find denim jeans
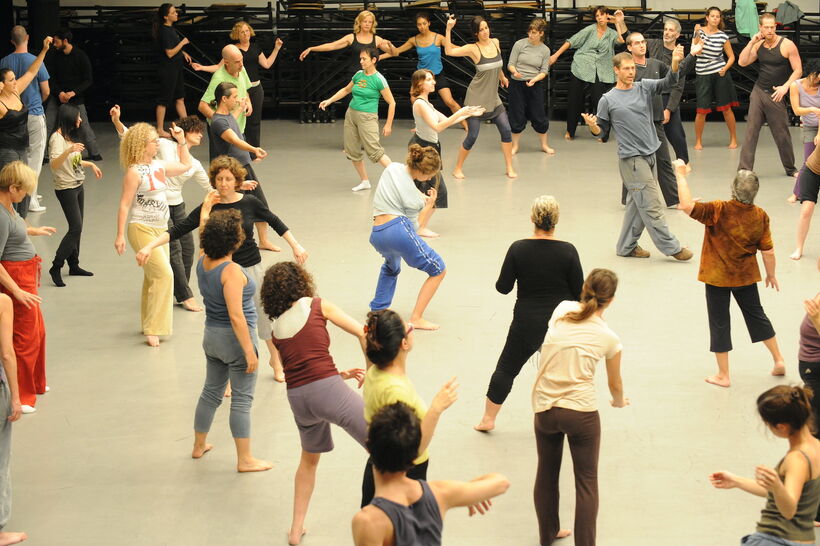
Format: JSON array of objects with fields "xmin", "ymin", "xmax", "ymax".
[
  {"xmin": 0, "ymin": 381, "xmax": 11, "ymax": 531},
  {"xmin": 194, "ymin": 326, "xmax": 259, "ymax": 438},
  {"xmin": 741, "ymin": 532, "xmax": 810, "ymax": 545},
  {"xmin": 0, "ymin": 148, "xmax": 30, "ymax": 218}
]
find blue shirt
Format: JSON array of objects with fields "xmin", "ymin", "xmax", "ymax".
[{"xmin": 0, "ymin": 52, "xmax": 49, "ymax": 116}]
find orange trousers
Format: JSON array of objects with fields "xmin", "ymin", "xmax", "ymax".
[{"xmin": 1, "ymin": 256, "xmax": 46, "ymax": 407}]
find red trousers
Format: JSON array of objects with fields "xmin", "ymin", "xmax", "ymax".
[{"xmin": 1, "ymin": 256, "xmax": 46, "ymax": 406}]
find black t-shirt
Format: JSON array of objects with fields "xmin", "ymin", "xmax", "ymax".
[
  {"xmin": 239, "ymin": 43, "xmax": 262, "ymax": 82},
  {"xmin": 495, "ymin": 239, "xmax": 584, "ymax": 308},
  {"xmin": 160, "ymin": 26, "xmax": 184, "ymax": 66},
  {"xmin": 168, "ymin": 194, "xmax": 288, "ymax": 267}
]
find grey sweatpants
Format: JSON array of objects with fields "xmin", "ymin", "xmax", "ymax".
[
  {"xmin": 738, "ymin": 85, "xmax": 796, "ymax": 175},
  {"xmin": 621, "ymin": 123, "xmax": 679, "ymax": 207},
  {"xmin": 0, "ymin": 381, "xmax": 11, "ymax": 531},
  {"xmin": 616, "ymin": 154, "xmax": 682, "ymax": 257}
]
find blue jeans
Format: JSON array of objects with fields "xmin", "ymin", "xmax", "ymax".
[
  {"xmin": 741, "ymin": 532, "xmax": 811, "ymax": 545},
  {"xmin": 369, "ymin": 216, "xmax": 445, "ymax": 311},
  {"xmin": 194, "ymin": 325, "xmax": 259, "ymax": 438}
]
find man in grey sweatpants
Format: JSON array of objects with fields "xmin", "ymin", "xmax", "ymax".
[{"xmin": 582, "ymin": 46, "xmax": 693, "ymax": 260}]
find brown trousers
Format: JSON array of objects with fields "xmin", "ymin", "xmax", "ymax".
[
  {"xmin": 534, "ymin": 407, "xmax": 601, "ymax": 546},
  {"xmin": 738, "ymin": 85, "xmax": 796, "ymax": 175}
]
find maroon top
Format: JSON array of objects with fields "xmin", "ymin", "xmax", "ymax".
[
  {"xmin": 799, "ymin": 314, "xmax": 820, "ymax": 363},
  {"xmin": 272, "ymin": 297, "xmax": 340, "ymax": 389}
]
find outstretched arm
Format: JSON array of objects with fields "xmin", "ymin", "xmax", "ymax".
[
  {"xmin": 300, "ymin": 34, "xmax": 353, "ymax": 60},
  {"xmin": 431, "ymin": 473, "xmax": 510, "ymax": 516}
]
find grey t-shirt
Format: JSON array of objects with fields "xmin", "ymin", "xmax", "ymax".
[
  {"xmin": 372, "ymin": 163, "xmax": 425, "ymax": 226},
  {"xmin": 0, "ymin": 205, "xmax": 35, "ymax": 262},
  {"xmin": 211, "ymin": 113, "xmax": 252, "ymax": 166},
  {"xmin": 595, "ymin": 69, "xmax": 678, "ymax": 158},
  {"xmin": 508, "ymin": 39, "xmax": 550, "ymax": 81}
]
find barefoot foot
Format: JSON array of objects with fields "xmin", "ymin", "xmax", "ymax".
[
  {"xmin": 506, "ymin": 169, "xmax": 518, "ymax": 179},
  {"xmin": 409, "ymin": 318, "xmax": 439, "ymax": 331},
  {"xmin": 685, "ymin": 163, "xmax": 692, "ymax": 174},
  {"xmin": 728, "ymin": 140, "xmax": 738, "ymax": 149},
  {"xmin": 224, "ymin": 384, "xmax": 232, "ymax": 397},
  {"xmin": 705, "ymin": 375, "xmax": 731, "ymax": 388},
  {"xmin": 542, "ymin": 146, "xmax": 555, "ymax": 154},
  {"xmin": 452, "ymin": 169, "xmax": 465, "ymax": 179},
  {"xmin": 511, "ymin": 145, "xmax": 519, "ymax": 156},
  {"xmin": 772, "ymin": 362, "xmax": 786, "ymax": 376},
  {"xmin": 417, "ymin": 227, "xmax": 440, "ymax": 238},
  {"xmin": 288, "ymin": 528, "xmax": 307, "ymax": 546},
  {"xmin": 258, "ymin": 241, "xmax": 282, "ymax": 252},
  {"xmin": 181, "ymin": 298, "xmax": 203, "ymax": 312},
  {"xmin": 564, "ymin": 132, "xmax": 573, "ymax": 141},
  {"xmin": 192, "ymin": 443, "xmax": 213, "ymax": 459},
  {"xmin": 237, "ymin": 457, "xmax": 273, "ymax": 472},
  {"xmin": 146, "ymin": 335, "xmax": 160, "ymax": 347},
  {"xmin": 787, "ymin": 194, "xmax": 798, "ymax": 204},
  {"xmin": 0, "ymin": 532, "xmax": 28, "ymax": 546},
  {"xmin": 556, "ymin": 529, "xmax": 572, "ymax": 539},
  {"xmin": 694, "ymin": 142, "xmax": 703, "ymax": 150},
  {"xmin": 474, "ymin": 417, "xmax": 495, "ymax": 432},
  {"xmin": 790, "ymin": 249, "xmax": 803, "ymax": 260}
]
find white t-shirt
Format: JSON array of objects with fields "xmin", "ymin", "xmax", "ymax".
[
  {"xmin": 372, "ymin": 163, "xmax": 426, "ymax": 227},
  {"xmin": 532, "ymin": 300, "xmax": 622, "ymax": 413},
  {"xmin": 156, "ymin": 138, "xmax": 210, "ymax": 206},
  {"xmin": 128, "ymin": 160, "xmax": 170, "ymax": 229},
  {"xmin": 48, "ymin": 131, "xmax": 85, "ymax": 190}
]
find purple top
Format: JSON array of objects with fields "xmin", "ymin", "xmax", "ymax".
[{"xmin": 799, "ymin": 314, "xmax": 820, "ymax": 362}]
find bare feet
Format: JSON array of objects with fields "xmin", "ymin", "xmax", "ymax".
[
  {"xmin": 556, "ymin": 529, "xmax": 572, "ymax": 539},
  {"xmin": 771, "ymin": 362, "xmax": 786, "ymax": 376},
  {"xmin": 192, "ymin": 443, "xmax": 213, "ymax": 459},
  {"xmin": 237, "ymin": 457, "xmax": 273, "ymax": 472},
  {"xmin": 0, "ymin": 532, "xmax": 27, "ymax": 546},
  {"xmin": 787, "ymin": 194, "xmax": 798, "ymax": 204},
  {"xmin": 409, "ymin": 318, "xmax": 439, "ymax": 331},
  {"xmin": 474, "ymin": 416, "xmax": 495, "ymax": 432},
  {"xmin": 157, "ymin": 130, "xmax": 171, "ymax": 139},
  {"xmin": 705, "ymin": 375, "xmax": 731, "ymax": 388},
  {"xmin": 793, "ymin": 171, "xmax": 800, "ymax": 178},
  {"xmin": 511, "ymin": 145, "xmax": 519, "ymax": 155},
  {"xmin": 452, "ymin": 169, "xmax": 465, "ymax": 179},
  {"xmin": 506, "ymin": 169, "xmax": 518, "ymax": 179},
  {"xmin": 564, "ymin": 132, "xmax": 573, "ymax": 141},
  {"xmin": 146, "ymin": 335, "xmax": 160, "ymax": 347},
  {"xmin": 790, "ymin": 249, "xmax": 803, "ymax": 260},
  {"xmin": 694, "ymin": 141, "xmax": 703, "ymax": 150},
  {"xmin": 542, "ymin": 145, "xmax": 556, "ymax": 155},
  {"xmin": 288, "ymin": 528, "xmax": 307, "ymax": 546},
  {"xmin": 224, "ymin": 384, "xmax": 232, "ymax": 397},
  {"xmin": 728, "ymin": 140, "xmax": 738, "ymax": 149},
  {"xmin": 417, "ymin": 228, "xmax": 440, "ymax": 238},
  {"xmin": 258, "ymin": 241, "xmax": 282, "ymax": 252},
  {"xmin": 181, "ymin": 298, "xmax": 203, "ymax": 312}
]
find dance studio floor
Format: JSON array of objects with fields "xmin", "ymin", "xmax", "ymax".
[{"xmin": 9, "ymin": 119, "xmax": 818, "ymax": 545}]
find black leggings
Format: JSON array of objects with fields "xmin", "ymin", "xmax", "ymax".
[
  {"xmin": 242, "ymin": 163, "xmax": 268, "ymax": 208},
  {"xmin": 486, "ymin": 305, "xmax": 551, "ymax": 405},
  {"xmin": 53, "ymin": 185, "xmax": 84, "ymax": 269},
  {"xmin": 246, "ymin": 84, "xmax": 264, "ymax": 150},
  {"xmin": 361, "ymin": 458, "xmax": 429, "ymax": 507},
  {"xmin": 462, "ymin": 106, "xmax": 512, "ymax": 150},
  {"xmin": 565, "ymin": 74, "xmax": 611, "ymax": 138},
  {"xmin": 662, "ymin": 94, "xmax": 689, "ymax": 164}
]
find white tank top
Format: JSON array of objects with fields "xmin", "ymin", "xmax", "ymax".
[
  {"xmin": 128, "ymin": 160, "xmax": 170, "ymax": 229},
  {"xmin": 412, "ymin": 97, "xmax": 445, "ymax": 144}
]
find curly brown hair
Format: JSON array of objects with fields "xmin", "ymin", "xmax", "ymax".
[
  {"xmin": 200, "ymin": 209, "xmax": 245, "ymax": 259},
  {"xmin": 260, "ymin": 262, "xmax": 316, "ymax": 319},
  {"xmin": 175, "ymin": 115, "xmax": 205, "ymax": 135},
  {"xmin": 208, "ymin": 156, "xmax": 246, "ymax": 189}
]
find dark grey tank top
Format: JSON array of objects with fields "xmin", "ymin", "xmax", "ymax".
[
  {"xmin": 371, "ymin": 480, "xmax": 443, "ymax": 546},
  {"xmin": 755, "ymin": 37, "xmax": 792, "ymax": 91}
]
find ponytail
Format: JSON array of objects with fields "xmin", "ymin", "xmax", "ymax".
[
  {"xmin": 405, "ymin": 144, "xmax": 440, "ymax": 176},
  {"xmin": 365, "ymin": 309, "xmax": 407, "ymax": 368},
  {"xmin": 153, "ymin": 3, "xmax": 174, "ymax": 39},
  {"xmin": 212, "ymin": 82, "xmax": 237, "ymax": 110},
  {"xmin": 757, "ymin": 385, "xmax": 815, "ymax": 434},
  {"xmin": 561, "ymin": 268, "xmax": 618, "ymax": 323}
]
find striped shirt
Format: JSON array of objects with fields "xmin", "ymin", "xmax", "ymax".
[{"xmin": 695, "ymin": 30, "xmax": 729, "ymax": 75}]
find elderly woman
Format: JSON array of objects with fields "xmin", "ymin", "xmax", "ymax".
[
  {"xmin": 549, "ymin": 7, "xmax": 626, "ymax": 140},
  {"xmin": 114, "ymin": 122, "xmax": 192, "ymax": 347},
  {"xmin": 261, "ymin": 261, "xmax": 368, "ymax": 545},
  {"xmin": 0, "ymin": 162, "xmax": 56, "ymax": 414},
  {"xmin": 508, "ymin": 18, "xmax": 553, "ymax": 155},
  {"xmin": 532, "ymin": 268, "xmax": 626, "ymax": 546},
  {"xmin": 192, "ymin": 209, "xmax": 271, "ymax": 473},
  {"xmin": 475, "ymin": 196, "xmax": 583, "ymax": 432},
  {"xmin": 674, "ymin": 160, "xmax": 785, "ymax": 387}
]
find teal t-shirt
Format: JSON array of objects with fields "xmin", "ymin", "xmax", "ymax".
[{"xmin": 349, "ymin": 70, "xmax": 388, "ymax": 113}]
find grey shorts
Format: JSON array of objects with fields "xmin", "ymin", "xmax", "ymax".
[
  {"xmin": 286, "ymin": 374, "xmax": 367, "ymax": 453},
  {"xmin": 803, "ymin": 125, "xmax": 819, "ymax": 143}
]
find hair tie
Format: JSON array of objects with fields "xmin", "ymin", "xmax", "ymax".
[
  {"xmin": 363, "ymin": 325, "xmax": 369, "ymax": 333},
  {"xmin": 792, "ymin": 389, "xmax": 801, "ymax": 400}
]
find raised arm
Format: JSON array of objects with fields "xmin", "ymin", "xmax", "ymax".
[
  {"xmin": 444, "ymin": 17, "xmax": 480, "ymax": 62},
  {"xmin": 738, "ymin": 32, "xmax": 763, "ymax": 67},
  {"xmin": 300, "ymin": 34, "xmax": 354, "ymax": 61},
  {"xmin": 258, "ymin": 38, "xmax": 283, "ymax": 69},
  {"xmin": 612, "ymin": 10, "xmax": 627, "ymax": 44},
  {"xmin": 16, "ymin": 36, "xmax": 52, "ymax": 93},
  {"xmin": 673, "ymin": 159, "xmax": 695, "ymax": 215},
  {"xmin": 162, "ymin": 124, "xmax": 193, "ymax": 177},
  {"xmin": 419, "ymin": 376, "xmax": 459, "ymax": 455},
  {"xmin": 109, "ymin": 105, "xmax": 127, "ymax": 137}
]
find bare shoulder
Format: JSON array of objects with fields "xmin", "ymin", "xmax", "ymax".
[{"xmin": 352, "ymin": 506, "xmax": 392, "ymax": 545}]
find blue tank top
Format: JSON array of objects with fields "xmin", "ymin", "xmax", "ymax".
[
  {"xmin": 415, "ymin": 35, "xmax": 443, "ymax": 75},
  {"xmin": 196, "ymin": 258, "xmax": 257, "ymax": 329},
  {"xmin": 370, "ymin": 480, "xmax": 443, "ymax": 546}
]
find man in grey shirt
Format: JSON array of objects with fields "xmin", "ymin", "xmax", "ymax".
[{"xmin": 582, "ymin": 45, "xmax": 694, "ymax": 261}]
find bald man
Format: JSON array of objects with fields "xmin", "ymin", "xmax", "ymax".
[{"xmin": 198, "ymin": 44, "xmax": 252, "ymax": 133}]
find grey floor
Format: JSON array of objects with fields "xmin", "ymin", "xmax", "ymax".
[{"xmin": 7, "ymin": 118, "xmax": 818, "ymax": 545}]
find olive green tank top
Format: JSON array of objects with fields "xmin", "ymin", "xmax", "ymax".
[{"xmin": 756, "ymin": 449, "xmax": 820, "ymax": 541}]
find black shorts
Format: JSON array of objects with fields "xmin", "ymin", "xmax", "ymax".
[
  {"xmin": 157, "ymin": 62, "xmax": 185, "ymax": 106},
  {"xmin": 695, "ymin": 71, "xmax": 739, "ymax": 114},
  {"xmin": 798, "ymin": 166, "xmax": 820, "ymax": 204},
  {"xmin": 433, "ymin": 70, "xmax": 451, "ymax": 91}
]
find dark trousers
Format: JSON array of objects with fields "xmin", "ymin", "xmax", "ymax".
[
  {"xmin": 246, "ymin": 84, "xmax": 264, "ymax": 150},
  {"xmin": 534, "ymin": 407, "xmax": 600, "ymax": 546},
  {"xmin": 662, "ymin": 94, "xmax": 689, "ymax": 164},
  {"xmin": 0, "ymin": 148, "xmax": 29, "ymax": 219},
  {"xmin": 738, "ymin": 85, "xmax": 796, "ymax": 175},
  {"xmin": 566, "ymin": 74, "xmax": 610, "ymax": 138},
  {"xmin": 242, "ymin": 163, "xmax": 268, "ymax": 208},
  {"xmin": 361, "ymin": 458, "xmax": 429, "ymax": 507},
  {"xmin": 508, "ymin": 79, "xmax": 548, "ymax": 134},
  {"xmin": 486, "ymin": 304, "xmax": 550, "ymax": 404},
  {"xmin": 705, "ymin": 283, "xmax": 776, "ymax": 353},
  {"xmin": 53, "ymin": 185, "xmax": 84, "ymax": 268},
  {"xmin": 620, "ymin": 122, "xmax": 679, "ymax": 207},
  {"xmin": 168, "ymin": 203, "xmax": 194, "ymax": 302},
  {"xmin": 798, "ymin": 359, "xmax": 820, "ymax": 522}
]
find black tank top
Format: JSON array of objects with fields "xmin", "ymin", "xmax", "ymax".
[
  {"xmin": 0, "ymin": 97, "xmax": 29, "ymax": 150},
  {"xmin": 756, "ymin": 37, "xmax": 792, "ymax": 91},
  {"xmin": 350, "ymin": 34, "xmax": 376, "ymax": 68}
]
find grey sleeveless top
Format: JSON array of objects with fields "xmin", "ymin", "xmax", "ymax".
[
  {"xmin": 371, "ymin": 480, "xmax": 443, "ymax": 546},
  {"xmin": 465, "ymin": 42, "xmax": 503, "ymax": 114},
  {"xmin": 756, "ymin": 449, "xmax": 820, "ymax": 541}
]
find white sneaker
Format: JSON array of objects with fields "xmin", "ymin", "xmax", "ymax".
[
  {"xmin": 352, "ymin": 180, "xmax": 372, "ymax": 192},
  {"xmin": 28, "ymin": 195, "xmax": 45, "ymax": 213},
  {"xmin": 21, "ymin": 404, "xmax": 36, "ymax": 414}
]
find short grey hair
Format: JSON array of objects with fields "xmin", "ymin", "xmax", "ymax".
[
  {"xmin": 663, "ymin": 17, "xmax": 681, "ymax": 34},
  {"xmin": 731, "ymin": 170, "xmax": 759, "ymax": 204}
]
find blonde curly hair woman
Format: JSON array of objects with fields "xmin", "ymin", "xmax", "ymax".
[{"xmin": 114, "ymin": 122, "xmax": 192, "ymax": 347}]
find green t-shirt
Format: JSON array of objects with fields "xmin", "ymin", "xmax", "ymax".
[
  {"xmin": 200, "ymin": 66, "xmax": 252, "ymax": 131},
  {"xmin": 348, "ymin": 70, "xmax": 389, "ymax": 114}
]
